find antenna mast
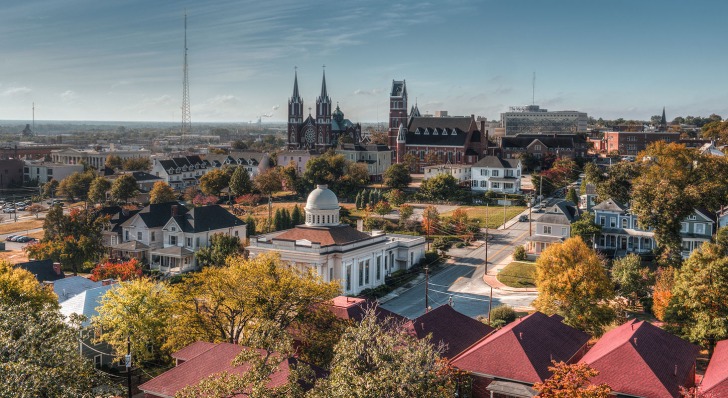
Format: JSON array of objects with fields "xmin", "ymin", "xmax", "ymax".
[
  {"xmin": 532, "ymin": 72, "xmax": 535, "ymax": 105},
  {"xmin": 32, "ymin": 102, "xmax": 35, "ymax": 129},
  {"xmin": 181, "ymin": 11, "xmax": 191, "ymax": 139}
]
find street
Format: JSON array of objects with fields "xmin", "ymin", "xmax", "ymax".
[{"xmin": 382, "ymin": 207, "xmax": 544, "ymax": 319}]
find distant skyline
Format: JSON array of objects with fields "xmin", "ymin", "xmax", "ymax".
[{"xmin": 2, "ymin": 0, "xmax": 727, "ymax": 123}]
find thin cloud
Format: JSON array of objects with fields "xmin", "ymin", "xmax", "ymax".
[
  {"xmin": 2, "ymin": 86, "xmax": 32, "ymax": 97},
  {"xmin": 354, "ymin": 88, "xmax": 383, "ymax": 96},
  {"xmin": 60, "ymin": 90, "xmax": 78, "ymax": 103}
]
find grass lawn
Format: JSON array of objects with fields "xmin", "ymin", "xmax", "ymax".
[
  {"xmin": 442, "ymin": 206, "xmax": 526, "ymax": 229},
  {"xmin": 0, "ymin": 219, "xmax": 45, "ymax": 235},
  {"xmin": 497, "ymin": 260, "xmax": 536, "ymax": 288}
]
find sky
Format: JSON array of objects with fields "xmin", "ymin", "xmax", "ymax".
[{"xmin": 1, "ymin": 0, "xmax": 727, "ymax": 123}]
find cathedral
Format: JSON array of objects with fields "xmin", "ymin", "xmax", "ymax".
[{"xmin": 287, "ymin": 70, "xmax": 362, "ymax": 150}]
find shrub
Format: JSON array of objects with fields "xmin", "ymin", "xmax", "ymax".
[
  {"xmin": 513, "ymin": 246, "xmax": 527, "ymax": 261},
  {"xmin": 489, "ymin": 305, "xmax": 517, "ymax": 326}
]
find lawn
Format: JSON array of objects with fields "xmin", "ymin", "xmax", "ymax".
[
  {"xmin": 442, "ymin": 205, "xmax": 526, "ymax": 229},
  {"xmin": 497, "ymin": 261, "xmax": 537, "ymax": 288},
  {"xmin": 0, "ymin": 219, "xmax": 45, "ymax": 235}
]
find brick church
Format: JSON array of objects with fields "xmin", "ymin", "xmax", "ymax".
[
  {"xmin": 287, "ymin": 70, "xmax": 361, "ymax": 150},
  {"xmin": 388, "ymin": 80, "xmax": 486, "ymax": 172}
]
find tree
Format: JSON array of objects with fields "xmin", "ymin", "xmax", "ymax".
[
  {"xmin": 489, "ymin": 304, "xmax": 517, "ymax": 327},
  {"xmin": 533, "ymin": 237, "xmax": 615, "ymax": 336},
  {"xmin": 374, "ymin": 201, "xmax": 392, "ymax": 216},
  {"xmin": 245, "ymin": 215, "xmax": 256, "ymax": 237},
  {"xmin": 164, "ymin": 252, "xmax": 339, "ymax": 352},
  {"xmin": 398, "ymin": 204, "xmax": 414, "ymax": 226},
  {"xmin": 666, "ymin": 243, "xmax": 728, "ymax": 351},
  {"xmin": 274, "ymin": 208, "xmax": 283, "ymax": 231},
  {"xmin": 570, "ymin": 212, "xmax": 602, "ymax": 247},
  {"xmin": 183, "ymin": 186, "xmax": 198, "ymax": 203},
  {"xmin": 0, "ymin": 302, "xmax": 120, "ymax": 397},
  {"xmin": 122, "ymin": 157, "xmax": 151, "ymax": 171},
  {"xmin": 105, "ymin": 154, "xmax": 123, "ymax": 169},
  {"xmin": 229, "ymin": 166, "xmax": 253, "ymax": 197},
  {"xmin": 384, "ymin": 163, "xmax": 412, "ymax": 189},
  {"xmin": 231, "ymin": 139, "xmax": 248, "ymax": 150},
  {"xmin": 595, "ymin": 161, "xmax": 641, "ymax": 204},
  {"xmin": 369, "ymin": 130, "xmax": 389, "ymax": 145},
  {"xmin": 312, "ymin": 307, "xmax": 455, "ymax": 398},
  {"xmin": 57, "ymin": 170, "xmax": 95, "ymax": 201},
  {"xmin": 90, "ymin": 259, "xmax": 143, "ymax": 282},
  {"xmin": 611, "ymin": 254, "xmax": 653, "ymax": 307},
  {"xmin": 422, "ymin": 205, "xmax": 440, "ymax": 237},
  {"xmin": 432, "ymin": 237, "xmax": 452, "ymax": 255},
  {"xmin": 291, "ymin": 204, "xmax": 303, "ymax": 226},
  {"xmin": 110, "ymin": 174, "xmax": 138, "ymax": 203},
  {"xmin": 566, "ymin": 187, "xmax": 579, "ymax": 205},
  {"xmin": 0, "ymin": 260, "xmax": 58, "ymax": 310},
  {"xmin": 385, "ymin": 188, "xmax": 406, "ymax": 207},
  {"xmin": 583, "ymin": 163, "xmax": 604, "ymax": 186},
  {"xmin": 42, "ymin": 178, "xmax": 59, "ymax": 198},
  {"xmin": 652, "ymin": 266, "xmax": 675, "ymax": 321},
  {"xmin": 196, "ymin": 233, "xmax": 245, "ymax": 268},
  {"xmin": 513, "ymin": 245, "xmax": 527, "ymax": 261},
  {"xmin": 192, "ymin": 193, "xmax": 219, "ymax": 206},
  {"xmin": 94, "ymin": 278, "xmax": 174, "ymax": 364},
  {"xmin": 200, "ymin": 168, "xmax": 231, "ymax": 196},
  {"xmin": 533, "ymin": 361, "xmax": 612, "ymax": 398},
  {"xmin": 418, "ymin": 174, "xmax": 461, "ymax": 202},
  {"xmin": 27, "ymin": 203, "xmax": 45, "ymax": 219},
  {"xmin": 87, "ymin": 176, "xmax": 111, "ymax": 204},
  {"xmin": 254, "ymin": 168, "xmax": 283, "ymax": 199},
  {"xmin": 716, "ymin": 226, "xmax": 728, "ymax": 254},
  {"xmin": 702, "ymin": 120, "xmax": 728, "ymax": 143},
  {"xmin": 149, "ymin": 181, "xmax": 177, "ymax": 204}
]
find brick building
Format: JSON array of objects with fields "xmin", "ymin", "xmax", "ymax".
[
  {"xmin": 601, "ymin": 131, "xmax": 680, "ymax": 155},
  {"xmin": 499, "ymin": 134, "xmax": 589, "ymax": 160}
]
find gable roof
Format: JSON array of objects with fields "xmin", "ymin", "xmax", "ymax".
[
  {"xmin": 16, "ymin": 259, "xmax": 64, "ymax": 282},
  {"xmin": 272, "ymin": 225, "xmax": 373, "ymax": 247},
  {"xmin": 170, "ymin": 205, "xmax": 244, "ymax": 233},
  {"xmin": 404, "ymin": 127, "xmax": 471, "ymax": 147},
  {"xmin": 472, "ymin": 156, "xmax": 520, "ymax": 169},
  {"xmin": 139, "ymin": 342, "xmax": 324, "ymax": 397},
  {"xmin": 405, "ymin": 304, "xmax": 494, "ymax": 358},
  {"xmin": 702, "ymin": 340, "xmax": 728, "ymax": 396},
  {"xmin": 408, "ymin": 116, "xmax": 475, "ymax": 133},
  {"xmin": 451, "ymin": 312, "xmax": 590, "ymax": 384},
  {"xmin": 579, "ymin": 319, "xmax": 699, "ymax": 398},
  {"xmin": 171, "ymin": 341, "xmax": 217, "ymax": 362},
  {"xmin": 592, "ymin": 198, "xmax": 627, "ymax": 213},
  {"xmin": 50, "ymin": 276, "xmax": 102, "ymax": 303},
  {"xmin": 59, "ymin": 284, "xmax": 115, "ymax": 327},
  {"xmin": 326, "ymin": 296, "xmax": 407, "ymax": 324},
  {"xmin": 121, "ymin": 201, "xmax": 186, "ymax": 229}
]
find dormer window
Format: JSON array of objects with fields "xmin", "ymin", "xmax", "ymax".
[{"xmin": 168, "ymin": 168, "xmax": 174, "ymax": 174}]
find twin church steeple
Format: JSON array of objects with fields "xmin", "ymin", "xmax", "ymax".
[{"xmin": 287, "ymin": 68, "xmax": 334, "ymax": 150}]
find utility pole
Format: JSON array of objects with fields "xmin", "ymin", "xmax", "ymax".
[
  {"xmin": 529, "ymin": 194, "xmax": 533, "ymax": 236},
  {"xmin": 485, "ymin": 202, "xmax": 489, "ymax": 273},
  {"xmin": 539, "ymin": 174, "xmax": 543, "ymax": 208},
  {"xmin": 487, "ymin": 285, "xmax": 493, "ymax": 324},
  {"xmin": 126, "ymin": 335, "xmax": 132, "ymax": 398},
  {"xmin": 503, "ymin": 193, "xmax": 507, "ymax": 227},
  {"xmin": 424, "ymin": 265, "xmax": 429, "ymax": 312}
]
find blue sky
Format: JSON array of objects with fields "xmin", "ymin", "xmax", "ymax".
[{"xmin": 1, "ymin": 0, "xmax": 727, "ymax": 123}]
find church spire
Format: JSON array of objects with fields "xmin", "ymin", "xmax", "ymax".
[
  {"xmin": 660, "ymin": 106, "xmax": 667, "ymax": 130},
  {"xmin": 292, "ymin": 69, "xmax": 300, "ymax": 100},
  {"xmin": 320, "ymin": 68, "xmax": 328, "ymax": 99}
]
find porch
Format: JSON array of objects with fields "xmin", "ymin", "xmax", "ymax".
[
  {"xmin": 525, "ymin": 235, "xmax": 565, "ymax": 254},
  {"xmin": 150, "ymin": 246, "xmax": 195, "ymax": 275},
  {"xmin": 110, "ymin": 240, "xmax": 149, "ymax": 262}
]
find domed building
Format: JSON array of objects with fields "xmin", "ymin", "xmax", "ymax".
[{"xmin": 248, "ymin": 185, "xmax": 425, "ymax": 295}]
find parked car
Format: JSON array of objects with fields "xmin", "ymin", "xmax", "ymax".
[
  {"xmin": 16, "ymin": 206, "xmax": 26, "ymax": 211},
  {"xmin": 10, "ymin": 236, "xmax": 21, "ymax": 242},
  {"xmin": 15, "ymin": 236, "xmax": 28, "ymax": 243},
  {"xmin": 518, "ymin": 215, "xmax": 529, "ymax": 222},
  {"xmin": 5, "ymin": 235, "xmax": 16, "ymax": 241},
  {"xmin": 3, "ymin": 207, "xmax": 15, "ymax": 213}
]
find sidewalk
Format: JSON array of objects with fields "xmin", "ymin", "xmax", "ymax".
[{"xmin": 483, "ymin": 253, "xmax": 538, "ymax": 293}]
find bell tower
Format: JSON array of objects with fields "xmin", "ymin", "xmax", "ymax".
[
  {"xmin": 389, "ymin": 80, "xmax": 408, "ymax": 149},
  {"xmin": 288, "ymin": 69, "xmax": 304, "ymax": 148},
  {"xmin": 316, "ymin": 67, "xmax": 332, "ymax": 147}
]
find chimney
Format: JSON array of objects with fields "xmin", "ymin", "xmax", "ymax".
[
  {"xmin": 356, "ymin": 219, "xmax": 363, "ymax": 232},
  {"xmin": 480, "ymin": 120, "xmax": 485, "ymax": 133},
  {"xmin": 122, "ymin": 207, "xmax": 129, "ymax": 216},
  {"xmin": 674, "ymin": 364, "xmax": 678, "ymax": 376},
  {"xmin": 171, "ymin": 204, "xmax": 178, "ymax": 217},
  {"xmin": 52, "ymin": 262, "xmax": 62, "ymax": 275},
  {"xmin": 633, "ymin": 337, "xmax": 638, "ymax": 345},
  {"xmin": 101, "ymin": 278, "xmax": 117, "ymax": 286}
]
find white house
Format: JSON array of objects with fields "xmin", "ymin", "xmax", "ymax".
[
  {"xmin": 248, "ymin": 185, "xmax": 425, "ymax": 295},
  {"xmin": 471, "ymin": 156, "xmax": 522, "ymax": 193},
  {"xmin": 423, "ymin": 163, "xmax": 471, "ymax": 184},
  {"xmin": 151, "ymin": 155, "xmax": 209, "ymax": 191},
  {"xmin": 525, "ymin": 201, "xmax": 580, "ymax": 255}
]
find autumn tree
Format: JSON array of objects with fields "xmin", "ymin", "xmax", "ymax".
[
  {"xmin": 149, "ymin": 180, "xmax": 177, "ymax": 204},
  {"xmin": 229, "ymin": 166, "xmax": 253, "ymax": 197},
  {"xmin": 110, "ymin": 174, "xmax": 138, "ymax": 203},
  {"xmin": 534, "ymin": 237, "xmax": 615, "ymax": 336},
  {"xmin": 570, "ymin": 212, "xmax": 601, "ymax": 247},
  {"xmin": 105, "ymin": 154, "xmax": 123, "ymax": 169},
  {"xmin": 422, "ymin": 205, "xmax": 440, "ymax": 238},
  {"xmin": 652, "ymin": 266, "xmax": 675, "ymax": 321},
  {"xmin": 716, "ymin": 226, "xmax": 728, "ymax": 254},
  {"xmin": 374, "ymin": 201, "xmax": 392, "ymax": 216},
  {"xmin": 384, "ymin": 163, "xmax": 412, "ymax": 189},
  {"xmin": 42, "ymin": 178, "xmax": 59, "ymax": 198},
  {"xmin": 611, "ymin": 254, "xmax": 654, "ymax": 307},
  {"xmin": 88, "ymin": 176, "xmax": 111, "ymax": 204},
  {"xmin": 200, "ymin": 168, "xmax": 231, "ymax": 196},
  {"xmin": 385, "ymin": 188, "xmax": 406, "ymax": 207},
  {"xmin": 566, "ymin": 187, "xmax": 579, "ymax": 205},
  {"xmin": 94, "ymin": 278, "xmax": 174, "ymax": 364},
  {"xmin": 195, "ymin": 233, "xmax": 245, "ymax": 267},
  {"xmin": 122, "ymin": 157, "xmax": 151, "ymax": 171},
  {"xmin": 27, "ymin": 203, "xmax": 45, "ymax": 219},
  {"xmin": 0, "ymin": 302, "xmax": 121, "ymax": 397},
  {"xmin": 90, "ymin": 258, "xmax": 143, "ymax": 282},
  {"xmin": 595, "ymin": 161, "xmax": 641, "ymax": 204},
  {"xmin": 164, "ymin": 252, "xmax": 339, "ymax": 352},
  {"xmin": 533, "ymin": 361, "xmax": 612, "ymax": 398},
  {"xmin": 254, "ymin": 168, "xmax": 283, "ymax": 199},
  {"xmin": 702, "ymin": 119, "xmax": 728, "ymax": 143},
  {"xmin": 399, "ymin": 204, "xmax": 414, "ymax": 227},
  {"xmin": 311, "ymin": 307, "xmax": 455, "ymax": 398},
  {"xmin": 666, "ymin": 243, "xmax": 728, "ymax": 351},
  {"xmin": 57, "ymin": 170, "xmax": 95, "ymax": 201},
  {"xmin": 418, "ymin": 174, "xmax": 461, "ymax": 202},
  {"xmin": 0, "ymin": 260, "xmax": 58, "ymax": 310}
]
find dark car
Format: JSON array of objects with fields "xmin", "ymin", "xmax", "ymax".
[
  {"xmin": 518, "ymin": 215, "xmax": 528, "ymax": 222},
  {"xmin": 10, "ymin": 236, "xmax": 22, "ymax": 242}
]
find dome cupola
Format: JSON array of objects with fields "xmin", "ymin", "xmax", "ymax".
[{"xmin": 304, "ymin": 184, "xmax": 340, "ymax": 226}]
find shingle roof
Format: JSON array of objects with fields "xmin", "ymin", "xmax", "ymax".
[
  {"xmin": 405, "ymin": 304, "xmax": 494, "ymax": 358},
  {"xmin": 408, "ymin": 116, "xmax": 475, "ymax": 132},
  {"xmin": 404, "ymin": 127, "xmax": 471, "ymax": 147},
  {"xmin": 326, "ymin": 296, "xmax": 407, "ymax": 324},
  {"xmin": 272, "ymin": 225, "xmax": 373, "ymax": 247},
  {"xmin": 59, "ymin": 284, "xmax": 115, "ymax": 327},
  {"xmin": 171, "ymin": 205, "xmax": 244, "ymax": 233},
  {"xmin": 16, "ymin": 259, "xmax": 64, "ymax": 282},
  {"xmin": 139, "ymin": 342, "xmax": 324, "ymax": 397},
  {"xmin": 579, "ymin": 319, "xmax": 699, "ymax": 398},
  {"xmin": 472, "ymin": 156, "xmax": 520, "ymax": 169},
  {"xmin": 702, "ymin": 340, "xmax": 728, "ymax": 396},
  {"xmin": 501, "ymin": 136, "xmax": 579, "ymax": 150},
  {"xmin": 51, "ymin": 276, "xmax": 102, "ymax": 303},
  {"xmin": 592, "ymin": 198, "xmax": 627, "ymax": 213},
  {"xmin": 121, "ymin": 201, "xmax": 186, "ymax": 229},
  {"xmin": 451, "ymin": 312, "xmax": 590, "ymax": 384},
  {"xmin": 171, "ymin": 341, "xmax": 216, "ymax": 362}
]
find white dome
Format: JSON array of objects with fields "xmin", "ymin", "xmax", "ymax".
[{"xmin": 305, "ymin": 184, "xmax": 340, "ymax": 211}]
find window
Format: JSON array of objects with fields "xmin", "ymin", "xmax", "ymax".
[
  {"xmin": 137, "ymin": 232, "xmax": 142, "ymax": 241},
  {"xmin": 610, "ymin": 218, "xmax": 616, "ymax": 228},
  {"xmin": 125, "ymin": 230, "xmax": 129, "ymax": 241},
  {"xmin": 561, "ymin": 227, "xmax": 567, "ymax": 236},
  {"xmin": 599, "ymin": 216, "xmax": 605, "ymax": 226},
  {"xmin": 186, "ymin": 237, "xmax": 192, "ymax": 247},
  {"xmin": 196, "ymin": 237, "xmax": 200, "ymax": 247},
  {"xmin": 480, "ymin": 181, "xmax": 487, "ymax": 187},
  {"xmin": 543, "ymin": 226, "xmax": 552, "ymax": 234},
  {"xmin": 346, "ymin": 265, "xmax": 351, "ymax": 291},
  {"xmin": 481, "ymin": 169, "xmax": 487, "ymax": 176},
  {"xmin": 534, "ymin": 145, "xmax": 542, "ymax": 151},
  {"xmin": 688, "ymin": 215, "xmax": 697, "ymax": 220},
  {"xmin": 680, "ymin": 222, "xmax": 688, "ymax": 233},
  {"xmin": 151, "ymin": 232, "xmax": 155, "ymax": 241},
  {"xmin": 94, "ymin": 355, "xmax": 102, "ymax": 369},
  {"xmin": 695, "ymin": 223, "xmax": 705, "ymax": 234},
  {"xmin": 329, "ymin": 267, "xmax": 333, "ymax": 282},
  {"xmin": 505, "ymin": 169, "xmax": 513, "ymax": 177},
  {"xmin": 621, "ymin": 219, "xmax": 628, "ymax": 228},
  {"xmin": 376, "ymin": 256, "xmax": 381, "ymax": 280},
  {"xmin": 170, "ymin": 236, "xmax": 177, "ymax": 245},
  {"xmin": 492, "ymin": 170, "xmax": 499, "ymax": 177},
  {"xmin": 358, "ymin": 263, "xmax": 364, "ymax": 286},
  {"xmin": 491, "ymin": 182, "xmax": 500, "ymax": 189},
  {"xmin": 364, "ymin": 260, "xmax": 370, "ymax": 284}
]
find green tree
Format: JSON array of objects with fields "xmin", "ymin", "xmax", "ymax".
[
  {"xmin": 42, "ymin": 178, "xmax": 59, "ymax": 198},
  {"xmin": 200, "ymin": 168, "xmax": 231, "ymax": 196},
  {"xmin": 611, "ymin": 254, "xmax": 654, "ymax": 307},
  {"xmin": 229, "ymin": 166, "xmax": 253, "ymax": 197},
  {"xmin": 312, "ymin": 307, "xmax": 455, "ymax": 398},
  {"xmin": 399, "ymin": 204, "xmax": 414, "ymax": 226},
  {"xmin": 418, "ymin": 174, "xmax": 461, "ymax": 202},
  {"xmin": 384, "ymin": 163, "xmax": 412, "ymax": 189},
  {"xmin": 149, "ymin": 180, "xmax": 177, "ymax": 204},
  {"xmin": 666, "ymin": 243, "xmax": 728, "ymax": 351},
  {"xmin": 386, "ymin": 189, "xmax": 406, "ymax": 207},
  {"xmin": 291, "ymin": 204, "xmax": 303, "ymax": 226},
  {"xmin": 432, "ymin": 237, "xmax": 452, "ymax": 255},
  {"xmin": 57, "ymin": 171, "xmax": 95, "ymax": 201},
  {"xmin": 87, "ymin": 176, "xmax": 111, "ymax": 204},
  {"xmin": 355, "ymin": 192, "xmax": 363, "ymax": 209},
  {"xmin": 254, "ymin": 168, "xmax": 283, "ymax": 199},
  {"xmin": 231, "ymin": 139, "xmax": 248, "ymax": 150},
  {"xmin": 110, "ymin": 174, "xmax": 138, "ymax": 203},
  {"xmin": 534, "ymin": 237, "xmax": 615, "ymax": 336},
  {"xmin": 274, "ymin": 208, "xmax": 283, "ymax": 231},
  {"xmin": 570, "ymin": 212, "xmax": 602, "ymax": 247},
  {"xmin": 374, "ymin": 201, "xmax": 392, "ymax": 216},
  {"xmin": 489, "ymin": 304, "xmax": 517, "ymax": 327},
  {"xmin": 196, "ymin": 233, "xmax": 245, "ymax": 267},
  {"xmin": 105, "ymin": 154, "xmax": 123, "ymax": 169},
  {"xmin": 566, "ymin": 187, "xmax": 579, "ymax": 205},
  {"xmin": 533, "ymin": 361, "xmax": 612, "ymax": 398},
  {"xmin": 94, "ymin": 278, "xmax": 174, "ymax": 364},
  {"xmin": 245, "ymin": 215, "xmax": 256, "ymax": 237},
  {"xmin": 716, "ymin": 226, "xmax": 728, "ymax": 254},
  {"xmin": 122, "ymin": 157, "xmax": 151, "ymax": 171},
  {"xmin": 0, "ymin": 302, "xmax": 120, "ymax": 397},
  {"xmin": 596, "ymin": 162, "xmax": 641, "ymax": 204}
]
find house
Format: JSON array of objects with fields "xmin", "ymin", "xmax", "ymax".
[
  {"xmin": 205, "ymin": 151, "xmax": 268, "ymax": 179},
  {"xmin": 151, "ymin": 155, "xmax": 209, "ymax": 191},
  {"xmin": 15, "ymin": 259, "xmax": 65, "ymax": 282},
  {"xmin": 139, "ymin": 342, "xmax": 324, "ymax": 398},
  {"xmin": 404, "ymin": 304, "xmax": 494, "ymax": 358},
  {"xmin": 248, "ymin": 185, "xmax": 425, "ymax": 296},
  {"xmin": 100, "ymin": 205, "xmax": 140, "ymax": 248},
  {"xmin": 578, "ymin": 183, "xmax": 597, "ymax": 211},
  {"xmin": 335, "ymin": 143, "xmax": 391, "ymax": 182},
  {"xmin": 23, "ymin": 160, "xmax": 84, "ymax": 185},
  {"xmin": 423, "ymin": 163, "xmax": 472, "ymax": 184},
  {"xmin": 718, "ymin": 207, "xmax": 728, "ymax": 229},
  {"xmin": 499, "ymin": 134, "xmax": 589, "ymax": 161},
  {"xmin": 698, "ymin": 141, "xmax": 725, "ymax": 157},
  {"xmin": 59, "ymin": 282, "xmax": 117, "ymax": 368},
  {"xmin": 450, "ymin": 312, "xmax": 590, "ymax": 398},
  {"xmin": 593, "ymin": 199, "xmax": 714, "ymax": 258},
  {"xmin": 701, "ymin": 340, "xmax": 728, "ymax": 397},
  {"xmin": 114, "ymin": 202, "xmax": 246, "ymax": 273},
  {"xmin": 277, "ymin": 149, "xmax": 319, "ymax": 174},
  {"xmin": 470, "ymin": 156, "xmax": 522, "ymax": 193},
  {"xmin": 579, "ymin": 319, "xmax": 699, "ymax": 398},
  {"xmin": 326, "ymin": 295, "xmax": 407, "ymax": 324},
  {"xmin": 47, "ymin": 275, "xmax": 102, "ymax": 303},
  {"xmin": 525, "ymin": 201, "xmax": 580, "ymax": 255},
  {"xmin": 106, "ymin": 171, "xmax": 163, "ymax": 192}
]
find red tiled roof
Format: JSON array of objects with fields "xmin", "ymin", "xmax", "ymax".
[
  {"xmin": 703, "ymin": 340, "xmax": 728, "ymax": 396},
  {"xmin": 579, "ymin": 319, "xmax": 699, "ymax": 398},
  {"xmin": 405, "ymin": 304, "xmax": 494, "ymax": 358},
  {"xmin": 139, "ymin": 342, "xmax": 319, "ymax": 397},
  {"xmin": 327, "ymin": 296, "xmax": 407, "ymax": 324},
  {"xmin": 273, "ymin": 225, "xmax": 373, "ymax": 247},
  {"xmin": 451, "ymin": 312, "xmax": 590, "ymax": 384},
  {"xmin": 171, "ymin": 341, "xmax": 216, "ymax": 362}
]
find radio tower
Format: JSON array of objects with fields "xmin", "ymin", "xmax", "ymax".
[{"xmin": 181, "ymin": 11, "xmax": 191, "ymax": 139}]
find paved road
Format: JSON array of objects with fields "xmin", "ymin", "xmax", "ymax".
[{"xmin": 382, "ymin": 208, "xmax": 544, "ymax": 319}]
